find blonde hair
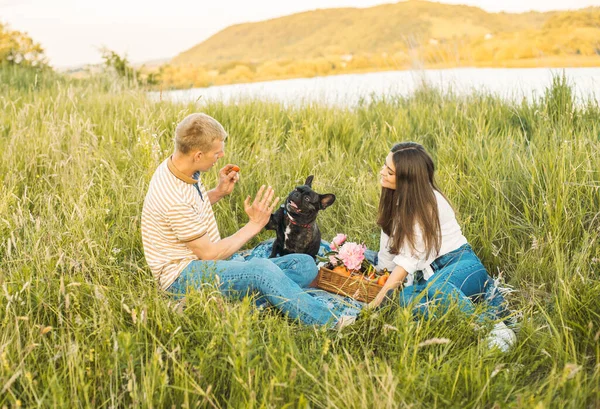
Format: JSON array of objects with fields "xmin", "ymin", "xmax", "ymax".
[{"xmin": 174, "ymin": 113, "xmax": 228, "ymax": 154}]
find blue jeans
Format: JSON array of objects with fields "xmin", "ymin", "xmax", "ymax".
[
  {"xmin": 398, "ymin": 244, "xmax": 509, "ymax": 321},
  {"xmin": 168, "ymin": 253, "xmax": 345, "ymax": 327}
]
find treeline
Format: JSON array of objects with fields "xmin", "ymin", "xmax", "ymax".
[{"xmin": 0, "ymin": 23, "xmax": 46, "ymax": 67}]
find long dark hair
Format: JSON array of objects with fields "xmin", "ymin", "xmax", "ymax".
[{"xmin": 377, "ymin": 142, "xmax": 443, "ymax": 258}]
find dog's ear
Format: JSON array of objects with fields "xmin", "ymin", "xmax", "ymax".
[
  {"xmin": 304, "ymin": 175, "xmax": 314, "ymax": 187},
  {"xmin": 319, "ymin": 194, "xmax": 336, "ymax": 210}
]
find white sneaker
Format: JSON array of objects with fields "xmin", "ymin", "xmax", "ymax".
[
  {"xmin": 486, "ymin": 321, "xmax": 516, "ymax": 352},
  {"xmin": 335, "ymin": 315, "xmax": 357, "ymax": 331}
]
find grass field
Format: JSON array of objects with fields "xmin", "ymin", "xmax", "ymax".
[{"xmin": 1, "ymin": 65, "xmax": 599, "ymax": 408}]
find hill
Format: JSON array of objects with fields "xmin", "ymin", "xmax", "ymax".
[
  {"xmin": 159, "ymin": 1, "xmax": 600, "ymax": 88},
  {"xmin": 173, "ymin": 1, "xmax": 552, "ymax": 65}
]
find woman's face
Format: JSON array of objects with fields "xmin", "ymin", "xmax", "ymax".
[{"xmin": 379, "ymin": 152, "xmax": 396, "ymax": 190}]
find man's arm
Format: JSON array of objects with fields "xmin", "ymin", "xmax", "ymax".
[
  {"xmin": 207, "ymin": 188, "xmax": 226, "ymax": 205},
  {"xmin": 186, "ymin": 185, "xmax": 278, "ymax": 260},
  {"xmin": 185, "ymin": 221, "xmax": 262, "ymax": 260}
]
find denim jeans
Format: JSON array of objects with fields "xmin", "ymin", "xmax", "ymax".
[
  {"xmin": 233, "ymin": 238, "xmax": 364, "ymax": 317},
  {"xmin": 168, "ymin": 253, "xmax": 345, "ymax": 327},
  {"xmin": 398, "ymin": 244, "xmax": 509, "ymax": 321}
]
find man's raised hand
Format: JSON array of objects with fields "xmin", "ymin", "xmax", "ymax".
[
  {"xmin": 244, "ymin": 185, "xmax": 279, "ymax": 229},
  {"xmin": 215, "ymin": 164, "xmax": 240, "ymax": 197}
]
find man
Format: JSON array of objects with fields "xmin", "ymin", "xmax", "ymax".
[{"xmin": 141, "ymin": 113, "xmax": 346, "ymax": 326}]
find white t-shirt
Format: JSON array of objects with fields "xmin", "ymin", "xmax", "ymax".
[{"xmin": 377, "ymin": 190, "xmax": 468, "ymax": 286}]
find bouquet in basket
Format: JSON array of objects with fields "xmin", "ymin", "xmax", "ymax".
[{"xmin": 320, "ymin": 234, "xmax": 390, "ymax": 286}]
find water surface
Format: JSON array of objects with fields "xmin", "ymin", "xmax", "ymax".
[{"xmin": 152, "ymin": 67, "xmax": 600, "ymax": 107}]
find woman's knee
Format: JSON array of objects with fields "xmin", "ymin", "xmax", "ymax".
[
  {"xmin": 399, "ymin": 286, "xmax": 421, "ymax": 307},
  {"xmin": 427, "ymin": 281, "xmax": 475, "ymax": 315},
  {"xmin": 437, "ymin": 260, "xmax": 489, "ymax": 296},
  {"xmin": 399, "ymin": 287, "xmax": 430, "ymax": 318}
]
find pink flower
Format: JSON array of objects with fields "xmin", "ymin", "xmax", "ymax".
[
  {"xmin": 337, "ymin": 242, "xmax": 365, "ymax": 271},
  {"xmin": 330, "ymin": 233, "xmax": 347, "ymax": 251},
  {"xmin": 329, "ymin": 255, "xmax": 340, "ymax": 266}
]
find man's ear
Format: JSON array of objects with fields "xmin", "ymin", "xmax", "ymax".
[
  {"xmin": 193, "ymin": 150, "xmax": 204, "ymax": 162},
  {"xmin": 319, "ymin": 194, "xmax": 336, "ymax": 210}
]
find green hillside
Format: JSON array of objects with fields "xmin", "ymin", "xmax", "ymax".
[{"xmin": 172, "ymin": 1, "xmax": 551, "ymax": 65}]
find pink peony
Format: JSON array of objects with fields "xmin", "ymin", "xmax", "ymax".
[
  {"xmin": 330, "ymin": 233, "xmax": 347, "ymax": 251},
  {"xmin": 337, "ymin": 242, "xmax": 365, "ymax": 271},
  {"xmin": 329, "ymin": 255, "xmax": 340, "ymax": 266}
]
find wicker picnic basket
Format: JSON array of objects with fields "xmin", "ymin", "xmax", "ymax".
[{"xmin": 315, "ymin": 265, "xmax": 383, "ymax": 303}]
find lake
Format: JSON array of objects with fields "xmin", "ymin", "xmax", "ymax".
[{"xmin": 152, "ymin": 67, "xmax": 600, "ymax": 107}]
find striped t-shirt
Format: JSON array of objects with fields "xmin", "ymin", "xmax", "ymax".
[{"xmin": 141, "ymin": 157, "xmax": 221, "ymax": 290}]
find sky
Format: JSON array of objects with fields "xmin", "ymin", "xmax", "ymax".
[{"xmin": 1, "ymin": 0, "xmax": 599, "ymax": 68}]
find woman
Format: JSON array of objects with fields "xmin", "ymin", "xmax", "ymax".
[{"xmin": 367, "ymin": 142, "xmax": 516, "ymax": 351}]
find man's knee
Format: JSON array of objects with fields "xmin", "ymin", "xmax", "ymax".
[
  {"xmin": 294, "ymin": 254, "xmax": 318, "ymax": 279},
  {"xmin": 246, "ymin": 258, "xmax": 282, "ymax": 279}
]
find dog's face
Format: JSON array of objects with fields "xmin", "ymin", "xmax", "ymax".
[{"xmin": 285, "ymin": 175, "xmax": 335, "ymax": 221}]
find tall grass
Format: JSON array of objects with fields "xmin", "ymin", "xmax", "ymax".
[{"xmin": 0, "ymin": 67, "xmax": 599, "ymax": 408}]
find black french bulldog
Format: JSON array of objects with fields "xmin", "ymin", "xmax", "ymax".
[{"xmin": 266, "ymin": 175, "xmax": 335, "ymax": 259}]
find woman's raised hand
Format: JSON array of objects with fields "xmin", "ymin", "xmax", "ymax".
[{"xmin": 244, "ymin": 185, "xmax": 279, "ymax": 228}]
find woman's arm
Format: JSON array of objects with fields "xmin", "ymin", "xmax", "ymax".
[{"xmin": 367, "ymin": 264, "xmax": 408, "ymax": 309}]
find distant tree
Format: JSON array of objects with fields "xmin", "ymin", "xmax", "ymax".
[
  {"xmin": 158, "ymin": 64, "xmax": 212, "ymax": 89},
  {"xmin": 100, "ymin": 48, "xmax": 136, "ymax": 80},
  {"xmin": 543, "ymin": 9, "xmax": 600, "ymax": 30},
  {"xmin": 100, "ymin": 48, "xmax": 159, "ymax": 86},
  {"xmin": 223, "ymin": 64, "xmax": 254, "ymax": 83},
  {"xmin": 0, "ymin": 23, "xmax": 47, "ymax": 67}
]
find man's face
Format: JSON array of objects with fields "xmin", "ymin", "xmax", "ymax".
[{"xmin": 195, "ymin": 139, "xmax": 225, "ymax": 172}]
